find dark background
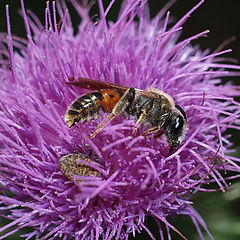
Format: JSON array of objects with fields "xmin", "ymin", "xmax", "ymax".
[
  {"xmin": 1, "ymin": 1, "xmax": 240, "ymax": 239},
  {"xmin": 1, "ymin": 0, "xmax": 240, "ymax": 60}
]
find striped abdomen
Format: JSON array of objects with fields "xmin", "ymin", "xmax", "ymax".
[
  {"xmin": 64, "ymin": 89, "xmax": 122, "ymax": 128},
  {"xmin": 64, "ymin": 92, "xmax": 103, "ymax": 128}
]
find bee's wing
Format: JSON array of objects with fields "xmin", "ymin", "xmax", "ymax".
[
  {"xmin": 67, "ymin": 77, "xmax": 160, "ymax": 99},
  {"xmin": 67, "ymin": 77, "xmax": 129, "ymax": 92}
]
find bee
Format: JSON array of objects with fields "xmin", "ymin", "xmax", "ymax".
[
  {"xmin": 64, "ymin": 77, "xmax": 188, "ymax": 151},
  {"xmin": 59, "ymin": 153, "xmax": 100, "ymax": 180}
]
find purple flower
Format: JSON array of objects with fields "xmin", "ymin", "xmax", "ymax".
[{"xmin": 0, "ymin": 0, "xmax": 240, "ymax": 239}]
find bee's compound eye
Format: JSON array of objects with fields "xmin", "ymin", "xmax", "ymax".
[{"xmin": 171, "ymin": 115, "xmax": 184, "ymax": 136}]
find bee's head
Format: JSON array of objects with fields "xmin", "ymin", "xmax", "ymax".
[{"xmin": 164, "ymin": 108, "xmax": 188, "ymax": 151}]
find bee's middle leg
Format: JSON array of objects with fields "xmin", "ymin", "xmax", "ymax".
[{"xmin": 132, "ymin": 99, "xmax": 154, "ymax": 137}]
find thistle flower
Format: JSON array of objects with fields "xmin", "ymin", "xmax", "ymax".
[{"xmin": 0, "ymin": 0, "xmax": 240, "ymax": 239}]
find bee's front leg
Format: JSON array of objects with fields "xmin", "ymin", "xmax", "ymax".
[
  {"xmin": 142, "ymin": 112, "xmax": 170, "ymax": 138},
  {"xmin": 142, "ymin": 126, "xmax": 160, "ymax": 138},
  {"xmin": 90, "ymin": 88, "xmax": 135, "ymax": 138}
]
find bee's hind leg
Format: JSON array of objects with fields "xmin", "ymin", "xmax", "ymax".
[
  {"xmin": 90, "ymin": 88, "xmax": 135, "ymax": 138},
  {"xmin": 89, "ymin": 113, "xmax": 116, "ymax": 138}
]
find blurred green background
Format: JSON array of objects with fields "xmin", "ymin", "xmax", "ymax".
[{"xmin": 0, "ymin": 0, "xmax": 240, "ymax": 239}]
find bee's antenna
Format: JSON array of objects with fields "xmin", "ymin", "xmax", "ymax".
[{"xmin": 175, "ymin": 105, "xmax": 187, "ymax": 121}]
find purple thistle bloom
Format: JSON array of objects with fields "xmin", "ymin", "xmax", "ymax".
[{"xmin": 0, "ymin": 0, "xmax": 240, "ymax": 239}]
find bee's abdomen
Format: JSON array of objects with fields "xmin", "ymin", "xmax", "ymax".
[{"xmin": 64, "ymin": 92, "xmax": 103, "ymax": 128}]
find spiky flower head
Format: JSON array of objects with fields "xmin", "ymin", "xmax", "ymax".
[{"xmin": 0, "ymin": 0, "xmax": 240, "ymax": 239}]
